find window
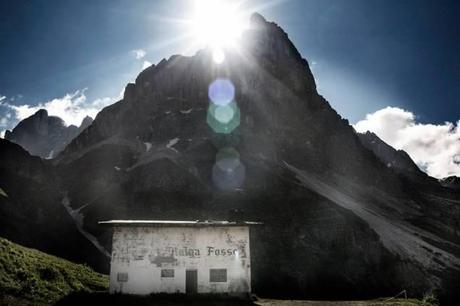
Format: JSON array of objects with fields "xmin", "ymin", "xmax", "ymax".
[
  {"xmin": 161, "ymin": 269, "xmax": 174, "ymax": 278},
  {"xmin": 117, "ymin": 272, "xmax": 128, "ymax": 282},
  {"xmin": 209, "ymin": 269, "xmax": 227, "ymax": 282}
]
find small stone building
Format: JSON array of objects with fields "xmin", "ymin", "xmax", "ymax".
[{"xmin": 99, "ymin": 220, "xmax": 260, "ymax": 296}]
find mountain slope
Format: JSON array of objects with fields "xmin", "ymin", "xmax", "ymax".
[
  {"xmin": 0, "ymin": 139, "xmax": 108, "ymax": 272},
  {"xmin": 4, "ymin": 109, "xmax": 93, "ymax": 158},
  {"xmin": 0, "ymin": 236, "xmax": 107, "ymax": 305}
]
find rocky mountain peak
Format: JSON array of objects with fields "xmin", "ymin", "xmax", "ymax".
[
  {"xmin": 59, "ymin": 13, "xmax": 320, "ymax": 161},
  {"xmin": 245, "ymin": 13, "xmax": 303, "ymax": 60},
  {"xmin": 79, "ymin": 116, "xmax": 93, "ymax": 131},
  {"xmin": 4, "ymin": 109, "xmax": 93, "ymax": 159},
  {"xmin": 250, "ymin": 12, "xmax": 266, "ymax": 26},
  {"xmin": 34, "ymin": 108, "xmax": 48, "ymax": 118}
]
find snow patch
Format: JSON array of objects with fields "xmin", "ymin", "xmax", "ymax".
[
  {"xmin": 180, "ymin": 108, "xmax": 193, "ymax": 114},
  {"xmin": 46, "ymin": 150, "xmax": 55, "ymax": 160},
  {"xmin": 144, "ymin": 142, "xmax": 152, "ymax": 152},
  {"xmin": 166, "ymin": 138, "xmax": 179, "ymax": 152},
  {"xmin": 61, "ymin": 195, "xmax": 110, "ymax": 258}
]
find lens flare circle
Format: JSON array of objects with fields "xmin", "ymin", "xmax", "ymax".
[
  {"xmin": 207, "ymin": 101, "xmax": 240, "ymax": 134},
  {"xmin": 214, "ymin": 104, "xmax": 235, "ymax": 123},
  {"xmin": 212, "ymin": 147, "xmax": 245, "ymax": 191},
  {"xmin": 208, "ymin": 78, "xmax": 235, "ymax": 106},
  {"xmin": 215, "ymin": 147, "xmax": 240, "ymax": 172}
]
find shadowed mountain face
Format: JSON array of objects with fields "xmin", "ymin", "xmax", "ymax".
[
  {"xmin": 1, "ymin": 13, "xmax": 460, "ymax": 304},
  {"xmin": 4, "ymin": 109, "xmax": 93, "ymax": 158},
  {"xmin": 0, "ymin": 139, "xmax": 108, "ymax": 271}
]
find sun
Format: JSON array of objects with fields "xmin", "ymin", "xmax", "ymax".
[{"xmin": 190, "ymin": 0, "xmax": 248, "ymax": 61}]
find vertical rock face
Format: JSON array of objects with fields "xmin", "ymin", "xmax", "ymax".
[
  {"xmin": 1, "ymin": 13, "xmax": 460, "ymax": 303},
  {"xmin": 4, "ymin": 110, "xmax": 93, "ymax": 159}
]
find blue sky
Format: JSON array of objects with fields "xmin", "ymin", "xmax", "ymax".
[
  {"xmin": 0, "ymin": 0, "xmax": 459, "ymax": 177},
  {"xmin": 1, "ymin": 0, "xmax": 459, "ymax": 123}
]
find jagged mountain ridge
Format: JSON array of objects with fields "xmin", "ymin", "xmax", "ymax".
[
  {"xmin": 5, "ymin": 109, "xmax": 93, "ymax": 158},
  {"xmin": 440, "ymin": 176, "xmax": 460, "ymax": 190},
  {"xmin": 357, "ymin": 131, "xmax": 436, "ymax": 183},
  {"xmin": 1, "ymin": 13, "xmax": 459, "ymax": 303}
]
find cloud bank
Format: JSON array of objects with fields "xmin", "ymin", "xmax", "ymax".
[{"xmin": 354, "ymin": 106, "xmax": 460, "ymax": 179}]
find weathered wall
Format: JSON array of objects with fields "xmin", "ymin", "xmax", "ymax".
[{"xmin": 109, "ymin": 226, "xmax": 251, "ymax": 295}]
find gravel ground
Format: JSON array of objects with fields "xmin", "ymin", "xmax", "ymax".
[{"xmin": 255, "ymin": 298, "xmax": 425, "ymax": 306}]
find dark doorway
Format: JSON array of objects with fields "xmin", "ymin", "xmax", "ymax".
[{"xmin": 186, "ymin": 270, "xmax": 198, "ymax": 294}]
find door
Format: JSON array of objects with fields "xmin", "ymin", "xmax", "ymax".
[{"xmin": 185, "ymin": 270, "xmax": 198, "ymax": 294}]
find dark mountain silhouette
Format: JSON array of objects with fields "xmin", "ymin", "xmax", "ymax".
[
  {"xmin": 0, "ymin": 13, "xmax": 459, "ymax": 304},
  {"xmin": 356, "ymin": 131, "xmax": 438, "ymax": 183},
  {"xmin": 440, "ymin": 176, "xmax": 460, "ymax": 190},
  {"xmin": 4, "ymin": 109, "xmax": 93, "ymax": 158}
]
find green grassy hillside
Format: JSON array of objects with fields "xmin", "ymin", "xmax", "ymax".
[{"xmin": 0, "ymin": 237, "xmax": 108, "ymax": 305}]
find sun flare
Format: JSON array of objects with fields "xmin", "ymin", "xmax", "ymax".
[{"xmin": 191, "ymin": 0, "xmax": 248, "ymax": 52}]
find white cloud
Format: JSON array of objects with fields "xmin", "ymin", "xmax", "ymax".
[
  {"xmin": 2, "ymin": 89, "xmax": 117, "ymax": 128},
  {"xmin": 0, "ymin": 95, "xmax": 12, "ymax": 134},
  {"xmin": 142, "ymin": 60, "xmax": 152, "ymax": 69},
  {"xmin": 91, "ymin": 96, "xmax": 115, "ymax": 110},
  {"xmin": 0, "ymin": 117, "xmax": 8, "ymax": 127},
  {"xmin": 354, "ymin": 106, "xmax": 460, "ymax": 179},
  {"xmin": 131, "ymin": 49, "xmax": 151, "ymax": 70},
  {"xmin": 117, "ymin": 87, "xmax": 125, "ymax": 100},
  {"xmin": 132, "ymin": 49, "xmax": 146, "ymax": 59}
]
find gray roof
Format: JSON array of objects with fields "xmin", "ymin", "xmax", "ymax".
[{"xmin": 98, "ymin": 220, "xmax": 263, "ymax": 227}]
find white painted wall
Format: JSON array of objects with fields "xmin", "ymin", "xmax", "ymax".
[{"xmin": 109, "ymin": 226, "xmax": 251, "ymax": 295}]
